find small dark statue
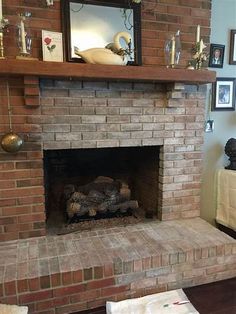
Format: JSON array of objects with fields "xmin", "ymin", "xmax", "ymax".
[{"xmin": 225, "ymin": 138, "xmax": 236, "ymax": 170}]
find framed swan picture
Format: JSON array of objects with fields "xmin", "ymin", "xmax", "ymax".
[{"xmin": 61, "ymin": 0, "xmax": 142, "ymax": 65}]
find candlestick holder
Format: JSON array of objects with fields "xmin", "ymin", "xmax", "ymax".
[
  {"xmin": 0, "ymin": 17, "xmax": 9, "ymax": 59},
  {"xmin": 191, "ymin": 39, "xmax": 208, "ymax": 70},
  {"xmin": 164, "ymin": 30, "xmax": 181, "ymax": 68},
  {"xmin": 16, "ymin": 12, "xmax": 33, "ymax": 59}
]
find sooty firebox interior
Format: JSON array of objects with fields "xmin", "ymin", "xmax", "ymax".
[{"xmin": 43, "ymin": 146, "xmax": 160, "ymax": 233}]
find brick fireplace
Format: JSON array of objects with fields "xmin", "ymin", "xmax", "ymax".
[
  {"xmin": 0, "ymin": 77, "xmax": 207, "ymax": 240},
  {"xmin": 0, "ymin": 1, "xmax": 235, "ymax": 313},
  {"xmin": 1, "ymin": 74, "xmax": 236, "ymax": 314},
  {"xmin": 0, "ymin": 0, "xmax": 213, "ymax": 240}
]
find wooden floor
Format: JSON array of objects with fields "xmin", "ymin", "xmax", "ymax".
[
  {"xmin": 183, "ymin": 277, "xmax": 236, "ymax": 314},
  {"xmin": 76, "ymin": 277, "xmax": 236, "ymax": 314}
]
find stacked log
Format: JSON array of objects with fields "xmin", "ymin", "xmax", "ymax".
[{"xmin": 64, "ymin": 176, "xmax": 138, "ymax": 219}]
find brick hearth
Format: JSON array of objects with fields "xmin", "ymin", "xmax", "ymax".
[{"xmin": 0, "ymin": 218, "xmax": 235, "ymax": 313}]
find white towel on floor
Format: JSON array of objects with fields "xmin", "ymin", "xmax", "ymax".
[
  {"xmin": 0, "ymin": 304, "xmax": 28, "ymax": 314},
  {"xmin": 216, "ymin": 169, "xmax": 236, "ymax": 231},
  {"xmin": 106, "ymin": 289, "xmax": 199, "ymax": 314}
]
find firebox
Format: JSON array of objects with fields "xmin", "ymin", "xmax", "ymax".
[{"xmin": 43, "ymin": 146, "xmax": 160, "ymax": 233}]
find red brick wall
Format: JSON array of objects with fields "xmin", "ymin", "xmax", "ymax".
[
  {"xmin": 3, "ymin": 0, "xmax": 211, "ymax": 65},
  {"xmin": 0, "ymin": 77, "xmax": 46, "ymax": 241},
  {"xmin": 0, "ymin": 0, "xmax": 212, "ymax": 241},
  {"xmin": 142, "ymin": 0, "xmax": 211, "ymax": 66}
]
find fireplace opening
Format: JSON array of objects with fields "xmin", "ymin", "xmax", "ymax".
[{"xmin": 43, "ymin": 146, "xmax": 160, "ymax": 234}]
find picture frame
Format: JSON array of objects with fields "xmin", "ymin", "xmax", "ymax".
[
  {"xmin": 42, "ymin": 30, "xmax": 63, "ymax": 62},
  {"xmin": 60, "ymin": 0, "xmax": 142, "ymax": 65},
  {"xmin": 208, "ymin": 44, "xmax": 225, "ymax": 68},
  {"xmin": 229, "ymin": 29, "xmax": 236, "ymax": 65},
  {"xmin": 212, "ymin": 78, "xmax": 235, "ymax": 111}
]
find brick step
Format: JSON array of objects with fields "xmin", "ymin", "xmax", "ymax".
[{"xmin": 0, "ymin": 218, "xmax": 235, "ymax": 314}]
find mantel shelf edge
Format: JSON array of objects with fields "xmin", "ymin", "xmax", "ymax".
[{"xmin": 0, "ymin": 59, "xmax": 216, "ymax": 84}]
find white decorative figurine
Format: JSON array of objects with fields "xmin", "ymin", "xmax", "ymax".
[{"xmin": 74, "ymin": 31, "xmax": 132, "ymax": 66}]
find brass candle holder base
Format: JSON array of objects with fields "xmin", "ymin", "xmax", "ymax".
[
  {"xmin": 16, "ymin": 55, "xmax": 39, "ymax": 60},
  {"xmin": 166, "ymin": 64, "xmax": 175, "ymax": 69}
]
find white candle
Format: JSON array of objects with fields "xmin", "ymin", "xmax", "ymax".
[
  {"xmin": 196, "ymin": 25, "xmax": 200, "ymax": 43},
  {"xmin": 199, "ymin": 39, "xmax": 206, "ymax": 54},
  {"xmin": 0, "ymin": 0, "xmax": 3, "ymax": 21},
  {"xmin": 20, "ymin": 19, "xmax": 27, "ymax": 54},
  {"xmin": 171, "ymin": 36, "xmax": 175, "ymax": 65}
]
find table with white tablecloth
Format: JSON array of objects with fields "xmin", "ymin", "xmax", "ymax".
[{"xmin": 216, "ymin": 169, "xmax": 236, "ymax": 231}]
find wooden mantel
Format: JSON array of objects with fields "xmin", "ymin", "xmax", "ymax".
[{"xmin": 0, "ymin": 59, "xmax": 216, "ymax": 84}]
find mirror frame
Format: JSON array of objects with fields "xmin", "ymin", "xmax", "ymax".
[{"xmin": 61, "ymin": 0, "xmax": 142, "ymax": 65}]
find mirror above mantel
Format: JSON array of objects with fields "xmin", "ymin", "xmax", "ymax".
[{"xmin": 61, "ymin": 0, "xmax": 142, "ymax": 65}]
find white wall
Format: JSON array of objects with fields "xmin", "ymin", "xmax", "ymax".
[{"xmin": 201, "ymin": 0, "xmax": 236, "ymax": 224}]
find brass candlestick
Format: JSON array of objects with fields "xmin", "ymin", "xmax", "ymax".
[
  {"xmin": 191, "ymin": 40, "xmax": 208, "ymax": 70},
  {"xmin": 0, "ymin": 17, "xmax": 9, "ymax": 59}
]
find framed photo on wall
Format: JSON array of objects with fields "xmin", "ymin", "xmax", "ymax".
[
  {"xmin": 208, "ymin": 44, "xmax": 225, "ymax": 68},
  {"xmin": 212, "ymin": 78, "xmax": 235, "ymax": 111},
  {"xmin": 229, "ymin": 29, "xmax": 236, "ymax": 65}
]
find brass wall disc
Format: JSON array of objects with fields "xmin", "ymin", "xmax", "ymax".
[{"xmin": 1, "ymin": 132, "xmax": 24, "ymax": 153}]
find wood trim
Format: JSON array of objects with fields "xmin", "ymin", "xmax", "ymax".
[
  {"xmin": 229, "ymin": 29, "xmax": 236, "ymax": 65},
  {"xmin": 0, "ymin": 60, "xmax": 216, "ymax": 84}
]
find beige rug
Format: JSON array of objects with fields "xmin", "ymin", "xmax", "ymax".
[{"xmin": 106, "ymin": 289, "xmax": 199, "ymax": 314}]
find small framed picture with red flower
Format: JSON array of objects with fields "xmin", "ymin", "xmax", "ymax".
[{"xmin": 42, "ymin": 30, "xmax": 63, "ymax": 62}]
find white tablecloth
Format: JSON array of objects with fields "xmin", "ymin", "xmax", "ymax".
[
  {"xmin": 0, "ymin": 304, "xmax": 28, "ymax": 314},
  {"xmin": 106, "ymin": 289, "xmax": 199, "ymax": 314},
  {"xmin": 216, "ymin": 169, "xmax": 236, "ymax": 231}
]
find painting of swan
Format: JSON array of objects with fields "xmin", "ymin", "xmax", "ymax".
[{"xmin": 74, "ymin": 31, "xmax": 132, "ymax": 65}]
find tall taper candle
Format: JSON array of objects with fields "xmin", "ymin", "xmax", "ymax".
[
  {"xmin": 171, "ymin": 36, "xmax": 175, "ymax": 65},
  {"xmin": 0, "ymin": 0, "xmax": 3, "ymax": 21},
  {"xmin": 20, "ymin": 19, "xmax": 27, "ymax": 54},
  {"xmin": 196, "ymin": 25, "xmax": 200, "ymax": 43}
]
